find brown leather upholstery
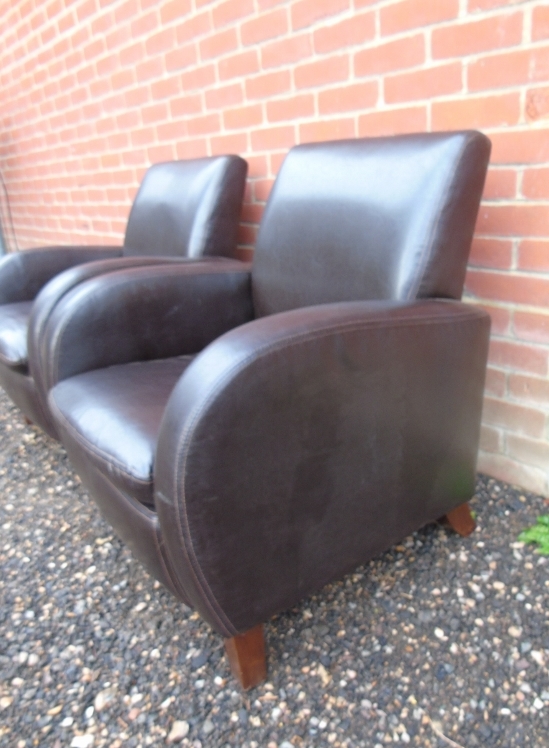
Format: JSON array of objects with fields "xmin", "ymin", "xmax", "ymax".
[
  {"xmin": 45, "ymin": 132, "xmax": 491, "ymax": 641},
  {"xmin": 0, "ymin": 156, "xmax": 247, "ymax": 435}
]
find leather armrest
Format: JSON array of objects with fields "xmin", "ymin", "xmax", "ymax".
[
  {"xmin": 0, "ymin": 246, "xmax": 123, "ymax": 304},
  {"xmin": 42, "ymin": 259, "xmax": 253, "ymax": 391},
  {"xmin": 154, "ymin": 299, "xmax": 491, "ymax": 636},
  {"xmin": 29, "ymin": 255, "xmax": 237, "ymax": 401}
]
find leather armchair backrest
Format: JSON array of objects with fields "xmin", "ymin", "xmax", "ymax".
[
  {"xmin": 252, "ymin": 132, "xmax": 491, "ymax": 317},
  {"xmin": 123, "ymin": 156, "xmax": 247, "ymax": 258}
]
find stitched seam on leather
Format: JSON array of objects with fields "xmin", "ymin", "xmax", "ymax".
[
  {"xmin": 405, "ymin": 138, "xmax": 470, "ymax": 301},
  {"xmin": 169, "ymin": 306, "xmax": 483, "ymax": 633},
  {"xmin": 49, "ymin": 398, "xmax": 154, "ymax": 488},
  {"xmin": 152, "ymin": 522, "xmax": 191, "ymax": 606}
]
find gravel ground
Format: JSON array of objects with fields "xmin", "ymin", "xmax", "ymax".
[{"xmin": 0, "ymin": 390, "xmax": 548, "ymax": 748}]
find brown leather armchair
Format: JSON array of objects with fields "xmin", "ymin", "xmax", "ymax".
[
  {"xmin": 41, "ymin": 132, "xmax": 491, "ymax": 689},
  {"xmin": 0, "ymin": 155, "xmax": 247, "ymax": 436}
]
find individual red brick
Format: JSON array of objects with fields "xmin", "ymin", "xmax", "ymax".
[
  {"xmin": 205, "ymin": 83, "xmax": 244, "ymax": 111},
  {"xmin": 522, "ymin": 167, "xmax": 549, "ymax": 199},
  {"xmin": 141, "ymin": 103, "xmax": 169, "ymax": 125},
  {"xmin": 291, "ymin": 0, "xmax": 349, "ymax": 31},
  {"xmin": 124, "ymin": 86, "xmax": 149, "ymax": 108},
  {"xmin": 355, "ymin": 34, "xmax": 425, "ymax": 77},
  {"xmin": 532, "ymin": 3, "xmax": 549, "ymax": 40},
  {"xmin": 233, "ymin": 244, "xmax": 255, "ymax": 262},
  {"xmin": 299, "ymin": 118, "xmax": 356, "ymax": 142},
  {"xmin": 186, "ymin": 113, "xmax": 221, "ymax": 136},
  {"xmin": 476, "ymin": 204, "xmax": 549, "ymax": 238},
  {"xmin": 526, "ymin": 86, "xmax": 549, "ymax": 122},
  {"xmin": 358, "ymin": 106, "xmax": 427, "ymax": 137},
  {"xmin": 253, "ymin": 178, "xmax": 275, "ymax": 202},
  {"xmin": 469, "ymin": 238, "xmax": 513, "ymax": 270},
  {"xmin": 210, "ymin": 132, "xmax": 249, "ymax": 156},
  {"xmin": 176, "ymin": 138, "xmax": 208, "ymax": 159},
  {"xmin": 241, "ymin": 8, "xmax": 288, "ymax": 46},
  {"xmin": 465, "ymin": 268, "xmax": 549, "ymax": 307},
  {"xmin": 488, "ymin": 338, "xmax": 547, "ymax": 376},
  {"xmin": 130, "ymin": 10, "xmax": 158, "ymax": 40},
  {"xmin": 313, "ymin": 11, "xmax": 375, "ymax": 54},
  {"xmin": 199, "ymin": 28, "xmax": 238, "ymax": 61},
  {"xmin": 147, "ymin": 112, "xmax": 178, "ymax": 136},
  {"xmin": 169, "ymin": 94, "xmax": 202, "ymax": 117},
  {"xmin": 432, "ymin": 92, "xmax": 520, "ymax": 130},
  {"xmin": 484, "ymin": 367, "xmax": 507, "ymax": 398},
  {"xmin": 513, "ymin": 311, "xmax": 549, "ymax": 345},
  {"xmin": 223, "ymin": 103, "xmax": 263, "ymax": 130},
  {"xmin": 218, "ymin": 50, "xmax": 259, "ymax": 80},
  {"xmin": 477, "ymin": 453, "xmax": 547, "ymax": 496},
  {"xmin": 517, "ymin": 240, "xmax": 549, "ymax": 272},
  {"xmin": 241, "ymin": 203, "xmax": 264, "ymax": 225},
  {"xmin": 384, "ymin": 62, "xmax": 462, "ymax": 104},
  {"xmin": 482, "ymin": 169, "xmax": 517, "ymax": 200},
  {"xmin": 469, "ymin": 0, "xmax": 526, "ymax": 9},
  {"xmin": 294, "ymin": 54, "xmax": 349, "ymax": 89},
  {"xmin": 508, "ymin": 373, "xmax": 549, "ymax": 405},
  {"xmin": 432, "ymin": 12, "xmax": 522, "ymax": 59},
  {"xmin": 506, "ymin": 435, "xmax": 549, "ymax": 473},
  {"xmin": 160, "ymin": 0, "xmax": 192, "ymax": 24},
  {"xmin": 468, "ymin": 47, "xmax": 549, "ymax": 91},
  {"xmin": 180, "ymin": 63, "xmax": 216, "ymax": 91},
  {"xmin": 318, "ymin": 81, "xmax": 378, "ymax": 114},
  {"xmin": 151, "ymin": 78, "xmax": 180, "ymax": 101},
  {"xmin": 237, "ymin": 224, "xmax": 258, "ymax": 246},
  {"xmin": 113, "ymin": 0, "xmax": 139, "ymax": 23},
  {"xmin": 261, "ymin": 33, "xmax": 313, "ymax": 69},
  {"xmin": 175, "ymin": 12, "xmax": 211, "ymax": 44},
  {"xmin": 212, "ymin": 0, "xmax": 254, "ymax": 29},
  {"xmin": 165, "ymin": 43, "xmax": 197, "ymax": 72},
  {"xmin": 148, "ymin": 144, "xmax": 176, "ymax": 163},
  {"xmin": 482, "ymin": 397, "xmax": 545, "ymax": 438},
  {"xmin": 266, "ymin": 94, "xmax": 315, "ymax": 122},
  {"xmin": 135, "ymin": 56, "xmax": 164, "ymax": 83},
  {"xmin": 479, "ymin": 424, "xmax": 502, "ymax": 452},
  {"xmin": 145, "ymin": 27, "xmax": 175, "ymax": 56},
  {"xmin": 245, "ymin": 70, "xmax": 292, "ymax": 99},
  {"xmin": 119, "ymin": 41, "xmax": 144, "ymax": 66},
  {"xmin": 490, "ymin": 130, "xmax": 549, "ymax": 164},
  {"xmin": 251, "ymin": 125, "xmax": 296, "ymax": 151},
  {"xmin": 381, "ymin": 0, "xmax": 458, "ymax": 36}
]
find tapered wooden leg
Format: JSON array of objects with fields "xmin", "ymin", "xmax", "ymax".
[
  {"xmin": 443, "ymin": 502, "xmax": 476, "ymax": 537},
  {"xmin": 224, "ymin": 624, "xmax": 267, "ymax": 690},
  {"xmin": 24, "ymin": 416, "xmax": 33, "ymax": 425}
]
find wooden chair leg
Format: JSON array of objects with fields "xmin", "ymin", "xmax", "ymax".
[
  {"xmin": 224, "ymin": 623, "xmax": 267, "ymax": 690},
  {"xmin": 443, "ymin": 501, "xmax": 476, "ymax": 537}
]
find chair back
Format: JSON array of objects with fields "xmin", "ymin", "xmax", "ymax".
[
  {"xmin": 252, "ymin": 132, "xmax": 490, "ymax": 317},
  {"xmin": 123, "ymin": 156, "xmax": 247, "ymax": 259}
]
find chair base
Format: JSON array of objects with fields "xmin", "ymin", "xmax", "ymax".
[
  {"xmin": 224, "ymin": 624, "xmax": 267, "ymax": 690},
  {"xmin": 442, "ymin": 501, "xmax": 476, "ymax": 537}
]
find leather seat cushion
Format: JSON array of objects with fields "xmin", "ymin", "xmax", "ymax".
[
  {"xmin": 49, "ymin": 356, "xmax": 194, "ymax": 507},
  {"xmin": 0, "ymin": 301, "xmax": 33, "ymax": 368}
]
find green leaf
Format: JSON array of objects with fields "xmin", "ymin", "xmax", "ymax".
[{"xmin": 519, "ymin": 515, "xmax": 549, "ymax": 554}]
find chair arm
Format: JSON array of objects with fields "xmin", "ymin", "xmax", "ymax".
[
  {"xmin": 42, "ymin": 259, "xmax": 252, "ymax": 392},
  {"xmin": 0, "ymin": 246, "xmax": 123, "ymax": 304},
  {"xmin": 29, "ymin": 255, "xmax": 236, "ymax": 401},
  {"xmin": 155, "ymin": 299, "xmax": 490, "ymax": 637}
]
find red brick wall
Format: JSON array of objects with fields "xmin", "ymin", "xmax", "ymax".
[{"xmin": 1, "ymin": 0, "xmax": 548, "ymax": 496}]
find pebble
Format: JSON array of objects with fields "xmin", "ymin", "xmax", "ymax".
[
  {"xmin": 94, "ymin": 686, "xmax": 117, "ymax": 711},
  {"xmin": 167, "ymin": 720, "xmax": 190, "ymax": 743},
  {"xmin": 0, "ymin": 393, "xmax": 548, "ymax": 747}
]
